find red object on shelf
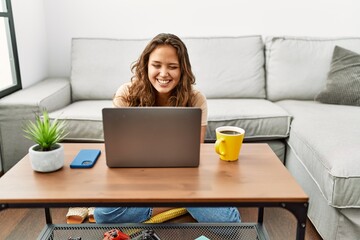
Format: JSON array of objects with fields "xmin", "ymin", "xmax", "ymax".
[{"xmin": 103, "ymin": 229, "xmax": 130, "ymax": 240}]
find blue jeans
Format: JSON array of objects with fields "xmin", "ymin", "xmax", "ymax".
[{"xmin": 94, "ymin": 207, "xmax": 240, "ymax": 223}]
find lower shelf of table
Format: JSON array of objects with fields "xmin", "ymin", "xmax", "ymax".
[{"xmin": 38, "ymin": 223, "xmax": 269, "ymax": 240}]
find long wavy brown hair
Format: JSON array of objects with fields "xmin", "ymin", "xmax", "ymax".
[{"xmin": 122, "ymin": 33, "xmax": 196, "ymax": 106}]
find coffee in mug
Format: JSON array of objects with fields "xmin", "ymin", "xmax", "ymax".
[
  {"xmin": 219, "ymin": 130, "xmax": 241, "ymax": 135},
  {"xmin": 215, "ymin": 126, "xmax": 245, "ymax": 161}
]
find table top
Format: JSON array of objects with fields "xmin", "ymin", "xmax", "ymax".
[{"xmin": 0, "ymin": 143, "xmax": 308, "ymax": 206}]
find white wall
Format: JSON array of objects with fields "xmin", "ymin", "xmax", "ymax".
[
  {"xmin": 12, "ymin": 0, "xmax": 48, "ymax": 88},
  {"xmin": 12, "ymin": 0, "xmax": 360, "ymax": 87}
]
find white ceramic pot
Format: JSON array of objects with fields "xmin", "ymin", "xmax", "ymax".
[{"xmin": 28, "ymin": 144, "xmax": 64, "ymax": 172}]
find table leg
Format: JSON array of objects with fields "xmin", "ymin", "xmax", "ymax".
[
  {"xmin": 258, "ymin": 207, "xmax": 264, "ymax": 223},
  {"xmin": 0, "ymin": 203, "xmax": 7, "ymax": 212},
  {"xmin": 281, "ymin": 202, "xmax": 308, "ymax": 240},
  {"xmin": 45, "ymin": 208, "xmax": 52, "ymax": 224}
]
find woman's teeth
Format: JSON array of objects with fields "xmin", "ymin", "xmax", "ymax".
[{"xmin": 157, "ymin": 79, "xmax": 170, "ymax": 84}]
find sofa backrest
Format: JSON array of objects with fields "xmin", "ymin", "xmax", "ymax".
[
  {"xmin": 70, "ymin": 36, "xmax": 265, "ymax": 101},
  {"xmin": 184, "ymin": 36, "xmax": 265, "ymax": 99},
  {"xmin": 265, "ymin": 36, "xmax": 360, "ymax": 101},
  {"xmin": 71, "ymin": 38, "xmax": 148, "ymax": 101}
]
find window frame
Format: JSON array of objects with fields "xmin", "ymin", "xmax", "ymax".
[{"xmin": 0, "ymin": 0, "xmax": 22, "ymax": 98}]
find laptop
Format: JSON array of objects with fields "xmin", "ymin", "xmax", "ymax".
[{"xmin": 102, "ymin": 107, "xmax": 201, "ymax": 167}]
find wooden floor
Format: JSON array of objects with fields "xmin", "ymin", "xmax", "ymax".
[{"xmin": 0, "ymin": 207, "xmax": 322, "ymax": 240}]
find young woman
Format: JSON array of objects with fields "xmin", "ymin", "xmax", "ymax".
[{"xmin": 94, "ymin": 33, "xmax": 240, "ymax": 223}]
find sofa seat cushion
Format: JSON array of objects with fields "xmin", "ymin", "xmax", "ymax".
[
  {"xmin": 49, "ymin": 100, "xmax": 113, "ymax": 141},
  {"xmin": 206, "ymin": 99, "xmax": 291, "ymax": 141},
  {"xmin": 276, "ymin": 100, "xmax": 360, "ymax": 207}
]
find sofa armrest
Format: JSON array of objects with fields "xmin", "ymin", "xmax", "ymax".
[
  {"xmin": 0, "ymin": 77, "xmax": 71, "ymax": 113},
  {"xmin": 0, "ymin": 77, "xmax": 71, "ymax": 172}
]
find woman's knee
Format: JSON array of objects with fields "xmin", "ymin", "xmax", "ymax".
[
  {"xmin": 94, "ymin": 207, "xmax": 152, "ymax": 223},
  {"xmin": 187, "ymin": 207, "xmax": 240, "ymax": 223}
]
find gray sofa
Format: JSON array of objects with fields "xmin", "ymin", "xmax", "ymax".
[{"xmin": 0, "ymin": 36, "xmax": 359, "ymax": 239}]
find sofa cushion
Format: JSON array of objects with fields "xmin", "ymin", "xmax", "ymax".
[
  {"xmin": 71, "ymin": 36, "xmax": 265, "ymax": 101},
  {"xmin": 265, "ymin": 36, "xmax": 360, "ymax": 101},
  {"xmin": 184, "ymin": 36, "xmax": 265, "ymax": 99},
  {"xmin": 206, "ymin": 99, "xmax": 291, "ymax": 141},
  {"xmin": 71, "ymin": 38, "xmax": 148, "ymax": 101},
  {"xmin": 315, "ymin": 46, "xmax": 360, "ymax": 106},
  {"xmin": 49, "ymin": 100, "xmax": 113, "ymax": 141},
  {"xmin": 276, "ymin": 100, "xmax": 360, "ymax": 207}
]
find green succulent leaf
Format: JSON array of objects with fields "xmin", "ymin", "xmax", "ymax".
[{"xmin": 23, "ymin": 109, "xmax": 68, "ymax": 151}]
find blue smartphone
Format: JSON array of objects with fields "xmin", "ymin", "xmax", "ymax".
[{"xmin": 70, "ymin": 149, "xmax": 101, "ymax": 168}]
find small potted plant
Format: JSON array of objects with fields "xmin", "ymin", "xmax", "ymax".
[{"xmin": 23, "ymin": 109, "xmax": 68, "ymax": 172}]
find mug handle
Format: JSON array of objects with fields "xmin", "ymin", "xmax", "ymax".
[{"xmin": 215, "ymin": 138, "xmax": 226, "ymax": 156}]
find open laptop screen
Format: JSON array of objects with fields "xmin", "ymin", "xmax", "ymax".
[{"xmin": 102, "ymin": 107, "xmax": 201, "ymax": 167}]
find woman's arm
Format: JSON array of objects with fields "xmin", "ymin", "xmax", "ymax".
[
  {"xmin": 113, "ymin": 82, "xmax": 131, "ymax": 107},
  {"xmin": 192, "ymin": 90, "xmax": 207, "ymax": 143},
  {"xmin": 200, "ymin": 126, "xmax": 206, "ymax": 143}
]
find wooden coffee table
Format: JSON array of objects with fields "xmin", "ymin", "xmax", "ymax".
[{"xmin": 0, "ymin": 143, "xmax": 308, "ymax": 240}]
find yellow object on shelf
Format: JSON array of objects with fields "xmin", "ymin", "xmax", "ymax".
[
  {"xmin": 144, "ymin": 208, "xmax": 188, "ymax": 223},
  {"xmin": 122, "ymin": 208, "xmax": 189, "ymax": 236}
]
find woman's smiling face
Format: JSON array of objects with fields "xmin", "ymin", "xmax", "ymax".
[{"xmin": 148, "ymin": 45, "xmax": 181, "ymax": 101}]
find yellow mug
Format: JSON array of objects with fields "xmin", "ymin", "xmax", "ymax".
[{"xmin": 215, "ymin": 126, "xmax": 245, "ymax": 161}]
